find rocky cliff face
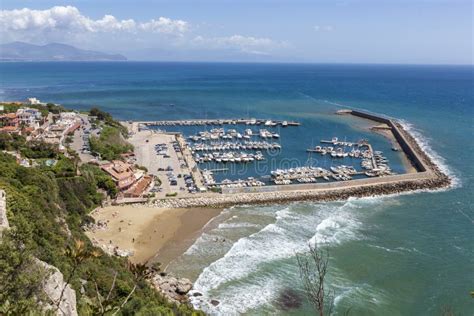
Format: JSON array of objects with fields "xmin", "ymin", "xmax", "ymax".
[
  {"xmin": 1, "ymin": 190, "xmax": 77, "ymax": 315},
  {"xmin": 37, "ymin": 259, "xmax": 78, "ymax": 316},
  {"xmin": 0, "ymin": 190, "xmax": 8, "ymax": 237}
]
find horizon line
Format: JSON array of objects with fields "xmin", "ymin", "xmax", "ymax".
[{"xmin": 0, "ymin": 59, "xmax": 472, "ymax": 67}]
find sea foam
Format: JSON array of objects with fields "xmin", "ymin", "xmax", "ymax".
[
  {"xmin": 399, "ymin": 120, "xmax": 461, "ymax": 188},
  {"xmin": 190, "ymin": 199, "xmax": 380, "ymax": 314}
]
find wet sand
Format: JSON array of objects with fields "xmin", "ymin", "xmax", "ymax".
[{"xmin": 87, "ymin": 205, "xmax": 222, "ymax": 264}]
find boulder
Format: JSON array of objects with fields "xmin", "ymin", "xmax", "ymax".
[
  {"xmin": 176, "ymin": 278, "xmax": 192, "ymax": 294},
  {"xmin": 150, "ymin": 274, "xmax": 194, "ymax": 304}
]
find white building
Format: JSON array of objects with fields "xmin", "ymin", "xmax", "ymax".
[
  {"xmin": 59, "ymin": 112, "xmax": 78, "ymax": 120},
  {"xmin": 27, "ymin": 97, "xmax": 42, "ymax": 105},
  {"xmin": 16, "ymin": 108, "xmax": 42, "ymax": 128}
]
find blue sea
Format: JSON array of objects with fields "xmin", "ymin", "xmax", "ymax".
[{"xmin": 1, "ymin": 62, "xmax": 472, "ymax": 315}]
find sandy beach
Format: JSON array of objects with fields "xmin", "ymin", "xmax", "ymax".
[{"xmin": 86, "ymin": 205, "xmax": 222, "ymax": 264}]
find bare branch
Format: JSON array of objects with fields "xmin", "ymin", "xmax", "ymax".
[
  {"xmin": 111, "ymin": 285, "xmax": 137, "ymax": 316},
  {"xmin": 106, "ymin": 271, "xmax": 118, "ymax": 301},
  {"xmin": 296, "ymin": 243, "xmax": 334, "ymax": 316},
  {"xmin": 94, "ymin": 281, "xmax": 104, "ymax": 315}
]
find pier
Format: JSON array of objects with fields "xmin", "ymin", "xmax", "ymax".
[
  {"xmin": 135, "ymin": 118, "xmax": 301, "ymax": 127},
  {"xmin": 126, "ymin": 109, "xmax": 450, "ymax": 205}
]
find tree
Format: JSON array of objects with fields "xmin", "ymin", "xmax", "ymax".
[
  {"xmin": 57, "ymin": 239, "xmax": 100, "ymax": 312},
  {"xmin": 296, "ymin": 243, "xmax": 334, "ymax": 316},
  {"xmin": 0, "ymin": 216, "xmax": 47, "ymax": 315},
  {"xmin": 89, "ymin": 262, "xmax": 155, "ymax": 316}
]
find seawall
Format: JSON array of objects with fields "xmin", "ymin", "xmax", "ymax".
[
  {"xmin": 350, "ymin": 110, "xmax": 428, "ymax": 172},
  {"xmin": 144, "ymin": 109, "xmax": 451, "ymax": 208}
]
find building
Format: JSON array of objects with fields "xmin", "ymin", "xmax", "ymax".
[
  {"xmin": 100, "ymin": 160, "xmax": 137, "ymax": 191},
  {"xmin": 59, "ymin": 112, "xmax": 78, "ymax": 120},
  {"xmin": 0, "ymin": 112, "xmax": 19, "ymax": 133},
  {"xmin": 27, "ymin": 97, "xmax": 42, "ymax": 105},
  {"xmin": 42, "ymin": 112, "xmax": 81, "ymax": 147},
  {"xmin": 124, "ymin": 175, "xmax": 153, "ymax": 197},
  {"xmin": 16, "ymin": 108, "xmax": 42, "ymax": 128}
]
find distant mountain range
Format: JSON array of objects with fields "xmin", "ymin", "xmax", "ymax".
[{"xmin": 0, "ymin": 42, "xmax": 127, "ymax": 61}]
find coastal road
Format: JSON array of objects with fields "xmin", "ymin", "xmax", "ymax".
[{"xmin": 71, "ymin": 114, "xmax": 95, "ymax": 163}]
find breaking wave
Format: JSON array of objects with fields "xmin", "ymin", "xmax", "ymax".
[
  {"xmin": 399, "ymin": 120, "xmax": 461, "ymax": 189},
  {"xmin": 189, "ymin": 198, "xmax": 385, "ymax": 314}
]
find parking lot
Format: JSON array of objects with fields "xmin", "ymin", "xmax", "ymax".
[{"xmin": 130, "ymin": 130, "xmax": 203, "ymax": 198}]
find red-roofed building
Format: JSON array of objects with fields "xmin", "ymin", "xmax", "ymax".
[
  {"xmin": 0, "ymin": 113, "xmax": 19, "ymax": 133},
  {"xmin": 100, "ymin": 160, "xmax": 137, "ymax": 190},
  {"xmin": 124, "ymin": 175, "xmax": 153, "ymax": 197}
]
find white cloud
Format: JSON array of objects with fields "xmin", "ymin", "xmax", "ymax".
[
  {"xmin": 140, "ymin": 17, "xmax": 188, "ymax": 34},
  {"xmin": 0, "ymin": 6, "xmax": 189, "ymax": 39},
  {"xmin": 314, "ymin": 25, "xmax": 334, "ymax": 32},
  {"xmin": 0, "ymin": 6, "xmax": 288, "ymax": 60},
  {"xmin": 192, "ymin": 34, "xmax": 286, "ymax": 55}
]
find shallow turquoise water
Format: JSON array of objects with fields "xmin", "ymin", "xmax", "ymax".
[{"xmin": 0, "ymin": 62, "xmax": 472, "ymax": 315}]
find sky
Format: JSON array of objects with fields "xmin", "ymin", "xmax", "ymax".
[{"xmin": 0, "ymin": 0, "xmax": 472, "ymax": 64}]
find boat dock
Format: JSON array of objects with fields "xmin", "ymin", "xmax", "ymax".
[
  {"xmin": 136, "ymin": 118, "xmax": 301, "ymax": 127},
  {"xmin": 206, "ymin": 168, "xmax": 229, "ymax": 172},
  {"xmin": 126, "ymin": 108, "xmax": 450, "ymax": 202}
]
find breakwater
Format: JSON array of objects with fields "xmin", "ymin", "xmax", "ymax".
[
  {"xmin": 136, "ymin": 118, "xmax": 301, "ymax": 127},
  {"xmin": 146, "ymin": 109, "xmax": 451, "ymax": 208},
  {"xmin": 150, "ymin": 175, "xmax": 448, "ymax": 209},
  {"xmin": 348, "ymin": 110, "xmax": 428, "ymax": 172}
]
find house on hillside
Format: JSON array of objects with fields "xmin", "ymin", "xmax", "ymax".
[
  {"xmin": 100, "ymin": 160, "xmax": 137, "ymax": 191},
  {"xmin": 100, "ymin": 160, "xmax": 153, "ymax": 197},
  {"xmin": 0, "ymin": 112, "xmax": 19, "ymax": 133},
  {"xmin": 16, "ymin": 108, "xmax": 42, "ymax": 128}
]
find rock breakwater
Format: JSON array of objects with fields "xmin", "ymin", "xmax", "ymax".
[{"xmin": 147, "ymin": 120, "xmax": 451, "ymax": 209}]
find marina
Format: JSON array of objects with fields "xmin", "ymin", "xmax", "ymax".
[
  {"xmin": 136, "ymin": 118, "xmax": 301, "ymax": 127},
  {"xmin": 186, "ymin": 127, "xmax": 281, "ymax": 142},
  {"xmin": 191, "ymin": 141, "xmax": 281, "ymax": 152},
  {"xmin": 124, "ymin": 108, "xmax": 448, "ymax": 198}
]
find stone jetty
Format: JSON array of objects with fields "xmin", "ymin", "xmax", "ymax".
[{"xmin": 146, "ymin": 115, "xmax": 451, "ymax": 209}]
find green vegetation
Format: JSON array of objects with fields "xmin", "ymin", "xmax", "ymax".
[
  {"xmin": 89, "ymin": 107, "xmax": 128, "ymax": 136},
  {"xmin": 0, "ymin": 133, "xmax": 58, "ymax": 159},
  {"xmin": 80, "ymin": 163, "xmax": 118, "ymax": 198},
  {"xmin": 65, "ymin": 135, "xmax": 74, "ymax": 144},
  {"xmin": 165, "ymin": 192, "xmax": 178, "ymax": 197},
  {"xmin": 89, "ymin": 126, "xmax": 133, "ymax": 161},
  {"xmin": 46, "ymin": 102, "xmax": 66, "ymax": 114},
  {"xmin": 0, "ymin": 102, "xmax": 65, "ymax": 117},
  {"xmin": 135, "ymin": 164, "xmax": 148, "ymax": 172},
  {"xmin": 0, "ymin": 215, "xmax": 48, "ymax": 314},
  {"xmin": 0, "ymin": 146, "xmax": 201, "ymax": 315},
  {"xmin": 209, "ymin": 187, "xmax": 222, "ymax": 193},
  {"xmin": 88, "ymin": 108, "xmax": 133, "ymax": 161}
]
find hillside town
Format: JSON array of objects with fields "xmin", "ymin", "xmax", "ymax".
[{"xmin": 0, "ymin": 98, "xmax": 155, "ymax": 201}]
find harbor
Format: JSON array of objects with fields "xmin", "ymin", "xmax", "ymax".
[
  {"xmin": 123, "ymin": 109, "xmax": 450, "ymax": 201},
  {"xmin": 135, "ymin": 118, "xmax": 301, "ymax": 127}
]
